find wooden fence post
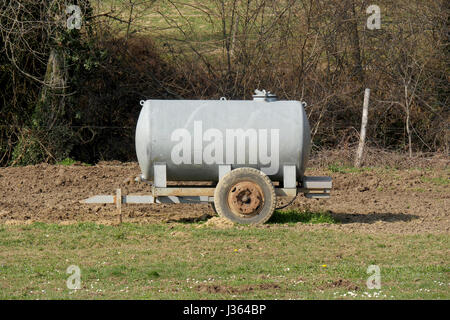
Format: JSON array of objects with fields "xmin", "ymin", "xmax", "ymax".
[
  {"xmin": 116, "ymin": 188, "xmax": 122, "ymax": 224},
  {"xmin": 355, "ymin": 88, "xmax": 371, "ymax": 167}
]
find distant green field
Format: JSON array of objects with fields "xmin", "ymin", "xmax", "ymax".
[
  {"xmin": 95, "ymin": 0, "xmax": 227, "ymax": 41},
  {"xmin": 92, "ymin": 0, "xmax": 294, "ymax": 53},
  {"xmin": 0, "ymin": 220, "xmax": 448, "ymax": 299}
]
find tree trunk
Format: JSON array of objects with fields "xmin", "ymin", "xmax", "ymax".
[
  {"xmin": 340, "ymin": 0, "xmax": 364, "ymax": 85},
  {"xmin": 30, "ymin": 47, "xmax": 69, "ymax": 162},
  {"xmin": 38, "ymin": 48, "xmax": 67, "ymax": 128},
  {"xmin": 348, "ymin": 1, "xmax": 364, "ymax": 84}
]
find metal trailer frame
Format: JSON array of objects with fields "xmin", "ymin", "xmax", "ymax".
[{"xmin": 81, "ymin": 163, "xmax": 332, "ymax": 218}]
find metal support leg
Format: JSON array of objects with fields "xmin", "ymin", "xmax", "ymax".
[
  {"xmin": 218, "ymin": 165, "xmax": 231, "ymax": 180},
  {"xmin": 283, "ymin": 165, "xmax": 296, "ymax": 189},
  {"xmin": 154, "ymin": 163, "xmax": 167, "ymax": 188}
]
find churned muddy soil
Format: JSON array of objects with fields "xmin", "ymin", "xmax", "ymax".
[{"xmin": 0, "ymin": 161, "xmax": 448, "ymax": 234}]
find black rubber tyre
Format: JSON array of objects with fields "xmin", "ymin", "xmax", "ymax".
[{"xmin": 214, "ymin": 167, "xmax": 276, "ymax": 225}]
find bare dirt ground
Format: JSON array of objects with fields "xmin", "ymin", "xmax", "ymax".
[{"xmin": 0, "ymin": 161, "xmax": 448, "ymax": 234}]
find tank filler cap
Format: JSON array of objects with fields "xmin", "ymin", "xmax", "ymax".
[{"xmin": 252, "ymin": 89, "xmax": 277, "ymax": 102}]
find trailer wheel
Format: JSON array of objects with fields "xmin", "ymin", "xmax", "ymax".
[
  {"xmin": 210, "ymin": 203, "xmax": 219, "ymax": 216},
  {"xmin": 214, "ymin": 167, "xmax": 276, "ymax": 225}
]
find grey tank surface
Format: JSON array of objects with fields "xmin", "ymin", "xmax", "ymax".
[{"xmin": 135, "ymin": 94, "xmax": 311, "ymax": 182}]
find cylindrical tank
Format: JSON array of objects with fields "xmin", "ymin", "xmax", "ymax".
[{"xmin": 135, "ymin": 96, "xmax": 311, "ymax": 182}]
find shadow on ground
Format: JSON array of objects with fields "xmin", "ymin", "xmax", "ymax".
[
  {"xmin": 331, "ymin": 212, "xmax": 419, "ymax": 224},
  {"xmin": 268, "ymin": 210, "xmax": 336, "ymax": 224},
  {"xmin": 162, "ymin": 209, "xmax": 419, "ymax": 225},
  {"xmin": 267, "ymin": 209, "xmax": 419, "ymax": 225}
]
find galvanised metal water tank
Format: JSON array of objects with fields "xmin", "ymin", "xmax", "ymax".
[{"xmin": 135, "ymin": 90, "xmax": 311, "ymax": 182}]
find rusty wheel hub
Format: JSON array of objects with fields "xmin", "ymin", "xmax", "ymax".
[{"xmin": 227, "ymin": 181, "xmax": 264, "ymax": 216}]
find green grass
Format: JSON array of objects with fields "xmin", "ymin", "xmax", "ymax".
[
  {"xmin": 93, "ymin": 0, "xmax": 295, "ymax": 55},
  {"xmin": 56, "ymin": 158, "xmax": 91, "ymax": 166},
  {"xmin": 57, "ymin": 158, "xmax": 77, "ymax": 166},
  {"xmin": 0, "ymin": 222, "xmax": 448, "ymax": 299},
  {"xmin": 327, "ymin": 163, "xmax": 373, "ymax": 174},
  {"xmin": 96, "ymin": 0, "xmax": 223, "ymax": 41},
  {"xmin": 420, "ymin": 176, "xmax": 449, "ymax": 186}
]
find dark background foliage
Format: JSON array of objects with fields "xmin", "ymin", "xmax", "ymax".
[{"xmin": 0, "ymin": 0, "xmax": 448, "ymax": 166}]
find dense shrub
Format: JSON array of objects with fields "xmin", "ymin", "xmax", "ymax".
[{"xmin": 0, "ymin": 0, "xmax": 448, "ymax": 166}]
